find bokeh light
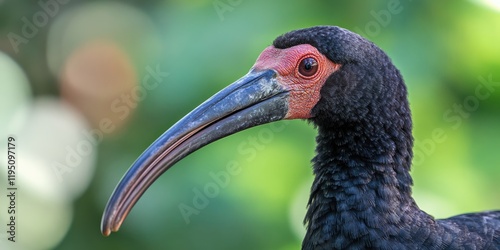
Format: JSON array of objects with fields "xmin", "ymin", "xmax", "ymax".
[
  {"xmin": 6, "ymin": 98, "xmax": 96, "ymax": 202},
  {"xmin": 0, "ymin": 1, "xmax": 499, "ymax": 249},
  {"xmin": 0, "ymin": 97, "xmax": 94, "ymax": 249},
  {"xmin": 0, "ymin": 52, "xmax": 31, "ymax": 134},
  {"xmin": 61, "ymin": 40, "xmax": 137, "ymax": 131},
  {"xmin": 470, "ymin": 0, "xmax": 500, "ymax": 12}
]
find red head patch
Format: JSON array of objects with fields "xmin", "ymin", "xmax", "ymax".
[{"xmin": 252, "ymin": 44, "xmax": 341, "ymax": 119}]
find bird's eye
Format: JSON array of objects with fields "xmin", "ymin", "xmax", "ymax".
[{"xmin": 298, "ymin": 57, "xmax": 318, "ymax": 77}]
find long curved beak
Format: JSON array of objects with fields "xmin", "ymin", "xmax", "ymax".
[{"xmin": 101, "ymin": 69, "xmax": 289, "ymax": 236}]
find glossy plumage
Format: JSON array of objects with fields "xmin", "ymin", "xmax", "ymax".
[{"xmin": 275, "ymin": 26, "xmax": 500, "ymax": 250}]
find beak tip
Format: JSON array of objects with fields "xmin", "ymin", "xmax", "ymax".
[
  {"xmin": 101, "ymin": 224, "xmax": 117, "ymax": 237},
  {"xmin": 102, "ymin": 230, "xmax": 111, "ymax": 237},
  {"xmin": 101, "ymin": 222, "xmax": 111, "ymax": 236},
  {"xmin": 101, "ymin": 214, "xmax": 125, "ymax": 236},
  {"xmin": 101, "ymin": 216, "xmax": 117, "ymax": 237}
]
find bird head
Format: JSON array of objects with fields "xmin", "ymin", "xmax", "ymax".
[{"xmin": 101, "ymin": 26, "xmax": 410, "ymax": 236}]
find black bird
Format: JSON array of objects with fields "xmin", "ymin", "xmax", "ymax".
[{"xmin": 101, "ymin": 26, "xmax": 500, "ymax": 249}]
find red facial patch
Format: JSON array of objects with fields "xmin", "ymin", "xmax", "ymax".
[{"xmin": 253, "ymin": 44, "xmax": 341, "ymax": 119}]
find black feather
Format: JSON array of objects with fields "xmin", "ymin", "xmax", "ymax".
[{"xmin": 274, "ymin": 26, "xmax": 500, "ymax": 249}]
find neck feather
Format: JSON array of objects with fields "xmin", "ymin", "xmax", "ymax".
[{"xmin": 303, "ymin": 104, "xmax": 420, "ymax": 248}]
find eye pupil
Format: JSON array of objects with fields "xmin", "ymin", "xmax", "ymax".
[
  {"xmin": 305, "ymin": 62, "xmax": 312, "ymax": 70},
  {"xmin": 299, "ymin": 57, "xmax": 318, "ymax": 77}
]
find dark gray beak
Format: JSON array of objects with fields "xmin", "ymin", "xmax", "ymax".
[{"xmin": 101, "ymin": 69, "xmax": 289, "ymax": 236}]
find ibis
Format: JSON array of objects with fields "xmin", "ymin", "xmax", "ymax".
[{"xmin": 101, "ymin": 26, "xmax": 500, "ymax": 249}]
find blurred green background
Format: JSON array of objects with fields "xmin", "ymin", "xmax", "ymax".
[{"xmin": 0, "ymin": 0, "xmax": 499, "ymax": 249}]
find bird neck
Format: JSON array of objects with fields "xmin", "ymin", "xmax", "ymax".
[{"xmin": 303, "ymin": 116, "xmax": 420, "ymax": 248}]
